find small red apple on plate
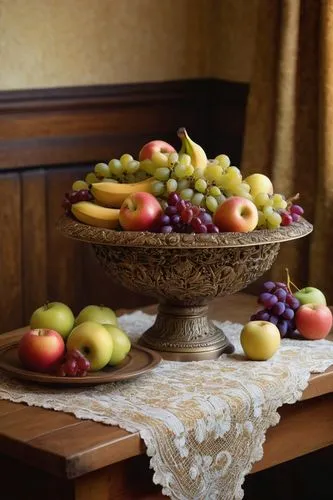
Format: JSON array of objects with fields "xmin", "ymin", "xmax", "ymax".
[
  {"xmin": 18, "ymin": 329, "xmax": 65, "ymax": 373},
  {"xmin": 213, "ymin": 196, "xmax": 258, "ymax": 232},
  {"xmin": 119, "ymin": 192, "xmax": 162, "ymax": 231},
  {"xmin": 295, "ymin": 304, "xmax": 333, "ymax": 340},
  {"xmin": 138, "ymin": 140, "xmax": 175, "ymax": 161}
]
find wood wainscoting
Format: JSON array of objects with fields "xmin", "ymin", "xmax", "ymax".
[{"xmin": 0, "ymin": 79, "xmax": 249, "ymax": 332}]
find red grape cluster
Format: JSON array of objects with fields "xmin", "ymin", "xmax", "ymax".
[
  {"xmin": 56, "ymin": 349, "xmax": 90, "ymax": 377},
  {"xmin": 62, "ymin": 190, "xmax": 93, "ymax": 213},
  {"xmin": 152, "ymin": 193, "xmax": 220, "ymax": 234},
  {"xmin": 280, "ymin": 204, "xmax": 304, "ymax": 227},
  {"xmin": 251, "ymin": 280, "xmax": 301, "ymax": 338}
]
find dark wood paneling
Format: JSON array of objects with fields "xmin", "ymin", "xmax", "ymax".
[
  {"xmin": 0, "ymin": 173, "xmax": 22, "ymax": 332},
  {"xmin": 0, "ymin": 79, "xmax": 249, "ymax": 331}
]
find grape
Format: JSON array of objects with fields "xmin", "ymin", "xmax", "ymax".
[
  {"xmin": 176, "ymin": 199, "xmax": 187, "ymax": 212},
  {"xmin": 286, "ymin": 295, "xmax": 300, "ymax": 310},
  {"xmin": 85, "ymin": 172, "xmax": 99, "ymax": 184},
  {"xmin": 120, "ymin": 154, "xmax": 134, "ymax": 167},
  {"xmin": 161, "ymin": 225, "xmax": 173, "ymax": 233},
  {"xmin": 281, "ymin": 212, "xmax": 293, "ymax": 226},
  {"xmin": 174, "ymin": 163, "xmax": 188, "ymax": 179},
  {"xmin": 69, "ymin": 191, "xmax": 81, "ymax": 204},
  {"xmin": 271, "ymin": 301, "xmax": 286, "ymax": 316},
  {"xmin": 257, "ymin": 211, "xmax": 266, "ymax": 227},
  {"xmin": 274, "ymin": 288, "xmax": 287, "ymax": 301},
  {"xmin": 254, "ymin": 193, "xmax": 270, "ymax": 208},
  {"xmin": 179, "ymin": 154, "xmax": 191, "ymax": 166},
  {"xmin": 168, "ymin": 192, "xmax": 180, "ymax": 206},
  {"xmin": 282, "ymin": 307, "xmax": 294, "ymax": 320},
  {"xmin": 125, "ymin": 160, "xmax": 140, "ymax": 174},
  {"xmin": 166, "ymin": 178, "xmax": 178, "ymax": 193},
  {"xmin": 151, "ymin": 181, "xmax": 165, "ymax": 196},
  {"xmin": 193, "ymin": 167, "xmax": 206, "ymax": 180},
  {"xmin": 197, "ymin": 224, "xmax": 208, "ymax": 233},
  {"xmin": 266, "ymin": 211, "xmax": 282, "ymax": 229},
  {"xmin": 72, "ymin": 180, "xmax": 89, "ymax": 191},
  {"xmin": 139, "ymin": 159, "xmax": 155, "ymax": 175},
  {"xmin": 258, "ymin": 292, "xmax": 278, "ymax": 309},
  {"xmin": 275, "ymin": 282, "xmax": 288, "ymax": 290},
  {"xmin": 195, "ymin": 179, "xmax": 207, "ymax": 193},
  {"xmin": 206, "ymin": 195, "xmax": 218, "ymax": 213},
  {"xmin": 94, "ymin": 162, "xmax": 110, "ymax": 178},
  {"xmin": 184, "ymin": 165, "xmax": 194, "ymax": 177},
  {"xmin": 255, "ymin": 309, "xmax": 270, "ymax": 321},
  {"xmin": 206, "ymin": 223, "xmax": 219, "ymax": 233},
  {"xmin": 155, "ymin": 167, "xmax": 170, "ymax": 181},
  {"xmin": 215, "ymin": 154, "xmax": 230, "ymax": 168},
  {"xmin": 151, "ymin": 151, "xmax": 168, "ymax": 168},
  {"xmin": 262, "ymin": 281, "xmax": 276, "ymax": 292},
  {"xmin": 269, "ymin": 315, "xmax": 279, "ymax": 326},
  {"xmin": 205, "ymin": 163, "xmax": 223, "ymax": 183},
  {"xmin": 290, "ymin": 204, "xmax": 304, "ymax": 216},
  {"xmin": 191, "ymin": 217, "xmax": 203, "ymax": 232},
  {"xmin": 62, "ymin": 198, "xmax": 72, "ymax": 212},
  {"xmin": 199, "ymin": 211, "xmax": 213, "ymax": 225},
  {"xmin": 277, "ymin": 319, "xmax": 289, "ymax": 337},
  {"xmin": 177, "ymin": 178, "xmax": 191, "ymax": 190},
  {"xmin": 170, "ymin": 214, "xmax": 181, "ymax": 225},
  {"xmin": 108, "ymin": 159, "xmax": 123, "ymax": 176},
  {"xmin": 165, "ymin": 205, "xmax": 178, "ymax": 216},
  {"xmin": 209, "ymin": 186, "xmax": 222, "ymax": 197},
  {"xmin": 159, "ymin": 214, "xmax": 170, "ymax": 226},
  {"xmin": 180, "ymin": 188, "xmax": 194, "ymax": 201},
  {"xmin": 191, "ymin": 193, "xmax": 205, "ymax": 206},
  {"xmin": 291, "ymin": 213, "xmax": 300, "ymax": 222},
  {"xmin": 181, "ymin": 208, "xmax": 193, "ymax": 223},
  {"xmin": 168, "ymin": 152, "xmax": 179, "ymax": 167}
]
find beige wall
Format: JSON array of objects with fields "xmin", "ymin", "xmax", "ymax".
[{"xmin": 0, "ymin": 0, "xmax": 258, "ymax": 90}]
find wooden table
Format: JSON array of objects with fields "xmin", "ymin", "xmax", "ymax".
[{"xmin": 0, "ymin": 293, "xmax": 332, "ymax": 500}]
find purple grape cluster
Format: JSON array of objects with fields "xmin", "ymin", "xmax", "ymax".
[
  {"xmin": 151, "ymin": 193, "xmax": 220, "ymax": 234},
  {"xmin": 280, "ymin": 204, "xmax": 304, "ymax": 227},
  {"xmin": 62, "ymin": 189, "xmax": 93, "ymax": 213},
  {"xmin": 251, "ymin": 280, "xmax": 301, "ymax": 338}
]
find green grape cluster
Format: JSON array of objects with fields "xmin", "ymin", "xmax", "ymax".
[{"xmin": 254, "ymin": 192, "xmax": 287, "ymax": 229}]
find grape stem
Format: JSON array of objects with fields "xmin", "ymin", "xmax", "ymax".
[
  {"xmin": 286, "ymin": 192, "xmax": 300, "ymax": 209},
  {"xmin": 285, "ymin": 267, "xmax": 300, "ymax": 293}
]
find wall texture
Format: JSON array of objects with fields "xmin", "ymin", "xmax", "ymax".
[{"xmin": 0, "ymin": 0, "xmax": 258, "ymax": 90}]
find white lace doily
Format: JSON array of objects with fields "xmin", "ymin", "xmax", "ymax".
[{"xmin": 1, "ymin": 311, "xmax": 333, "ymax": 500}]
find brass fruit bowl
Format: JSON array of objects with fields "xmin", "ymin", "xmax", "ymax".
[{"xmin": 57, "ymin": 215, "xmax": 313, "ymax": 361}]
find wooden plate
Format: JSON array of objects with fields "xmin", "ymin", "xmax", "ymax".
[{"xmin": 0, "ymin": 341, "xmax": 162, "ymax": 386}]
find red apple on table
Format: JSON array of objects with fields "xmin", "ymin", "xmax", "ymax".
[
  {"xmin": 119, "ymin": 192, "xmax": 162, "ymax": 231},
  {"xmin": 138, "ymin": 140, "xmax": 175, "ymax": 161},
  {"xmin": 295, "ymin": 304, "xmax": 333, "ymax": 340},
  {"xmin": 18, "ymin": 329, "xmax": 65, "ymax": 373},
  {"xmin": 213, "ymin": 196, "xmax": 258, "ymax": 232}
]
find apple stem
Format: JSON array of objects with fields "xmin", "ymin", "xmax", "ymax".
[
  {"xmin": 285, "ymin": 267, "xmax": 300, "ymax": 293},
  {"xmin": 43, "ymin": 301, "xmax": 50, "ymax": 311}
]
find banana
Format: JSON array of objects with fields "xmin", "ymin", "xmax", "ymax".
[
  {"xmin": 177, "ymin": 127, "xmax": 208, "ymax": 169},
  {"xmin": 91, "ymin": 177, "xmax": 155, "ymax": 208},
  {"xmin": 71, "ymin": 201, "xmax": 120, "ymax": 229}
]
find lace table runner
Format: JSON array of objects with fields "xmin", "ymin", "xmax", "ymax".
[{"xmin": 1, "ymin": 312, "xmax": 333, "ymax": 500}]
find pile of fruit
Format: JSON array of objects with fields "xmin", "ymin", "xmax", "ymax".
[
  {"xmin": 18, "ymin": 302, "xmax": 131, "ymax": 377},
  {"xmin": 62, "ymin": 128, "xmax": 305, "ymax": 234},
  {"xmin": 240, "ymin": 275, "xmax": 332, "ymax": 361}
]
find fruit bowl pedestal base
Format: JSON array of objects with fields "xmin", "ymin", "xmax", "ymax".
[{"xmin": 138, "ymin": 303, "xmax": 234, "ymax": 361}]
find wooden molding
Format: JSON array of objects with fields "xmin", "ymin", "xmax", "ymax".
[{"xmin": 0, "ymin": 79, "xmax": 248, "ymax": 170}]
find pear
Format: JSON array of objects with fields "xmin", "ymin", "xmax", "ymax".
[{"xmin": 177, "ymin": 128, "xmax": 207, "ymax": 169}]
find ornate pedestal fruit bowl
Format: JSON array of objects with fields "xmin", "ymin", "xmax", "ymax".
[
  {"xmin": 58, "ymin": 216, "xmax": 312, "ymax": 361},
  {"xmin": 58, "ymin": 128, "xmax": 313, "ymax": 361}
]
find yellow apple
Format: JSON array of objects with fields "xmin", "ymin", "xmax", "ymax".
[
  {"xmin": 244, "ymin": 174, "xmax": 274, "ymax": 198},
  {"xmin": 240, "ymin": 320, "xmax": 280, "ymax": 361},
  {"xmin": 103, "ymin": 324, "xmax": 131, "ymax": 366},
  {"xmin": 66, "ymin": 321, "xmax": 113, "ymax": 371},
  {"xmin": 75, "ymin": 305, "xmax": 117, "ymax": 327}
]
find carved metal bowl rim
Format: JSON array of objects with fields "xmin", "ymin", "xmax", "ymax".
[{"xmin": 57, "ymin": 214, "xmax": 313, "ymax": 249}]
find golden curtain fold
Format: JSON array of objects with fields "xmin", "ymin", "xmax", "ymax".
[{"xmin": 242, "ymin": 0, "xmax": 333, "ymax": 302}]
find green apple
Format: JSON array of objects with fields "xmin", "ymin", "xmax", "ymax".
[
  {"xmin": 103, "ymin": 324, "xmax": 131, "ymax": 366},
  {"xmin": 75, "ymin": 305, "xmax": 118, "ymax": 326},
  {"xmin": 294, "ymin": 287, "xmax": 327, "ymax": 306},
  {"xmin": 240, "ymin": 320, "xmax": 280, "ymax": 361},
  {"xmin": 30, "ymin": 302, "xmax": 75, "ymax": 340},
  {"xmin": 66, "ymin": 321, "xmax": 113, "ymax": 371}
]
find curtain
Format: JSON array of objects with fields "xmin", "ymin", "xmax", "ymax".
[{"xmin": 242, "ymin": 0, "xmax": 333, "ymax": 303}]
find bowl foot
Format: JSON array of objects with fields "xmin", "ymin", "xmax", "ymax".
[{"xmin": 138, "ymin": 303, "xmax": 234, "ymax": 361}]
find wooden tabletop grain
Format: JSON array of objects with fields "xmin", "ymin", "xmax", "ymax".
[{"xmin": 0, "ymin": 293, "xmax": 332, "ymax": 481}]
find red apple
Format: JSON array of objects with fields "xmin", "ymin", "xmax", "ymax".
[
  {"xmin": 295, "ymin": 304, "xmax": 333, "ymax": 340},
  {"xmin": 138, "ymin": 140, "xmax": 175, "ymax": 161},
  {"xmin": 213, "ymin": 196, "xmax": 258, "ymax": 232},
  {"xmin": 119, "ymin": 192, "xmax": 162, "ymax": 231},
  {"xmin": 18, "ymin": 328, "xmax": 65, "ymax": 373}
]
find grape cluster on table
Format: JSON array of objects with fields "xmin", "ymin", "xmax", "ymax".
[
  {"xmin": 56, "ymin": 349, "xmax": 91, "ymax": 377},
  {"xmin": 151, "ymin": 193, "xmax": 220, "ymax": 234},
  {"xmin": 251, "ymin": 281, "xmax": 301, "ymax": 338}
]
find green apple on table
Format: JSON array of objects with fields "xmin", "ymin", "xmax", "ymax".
[
  {"xmin": 240, "ymin": 320, "xmax": 281, "ymax": 361},
  {"xmin": 66, "ymin": 321, "xmax": 114, "ymax": 371},
  {"xmin": 30, "ymin": 302, "xmax": 75, "ymax": 340},
  {"xmin": 75, "ymin": 305, "xmax": 118, "ymax": 326},
  {"xmin": 294, "ymin": 287, "xmax": 327, "ymax": 306},
  {"xmin": 103, "ymin": 324, "xmax": 131, "ymax": 365}
]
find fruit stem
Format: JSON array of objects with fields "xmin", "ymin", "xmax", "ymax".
[
  {"xmin": 43, "ymin": 300, "xmax": 50, "ymax": 311},
  {"xmin": 285, "ymin": 267, "xmax": 300, "ymax": 293},
  {"xmin": 286, "ymin": 192, "xmax": 300, "ymax": 208},
  {"xmin": 177, "ymin": 127, "xmax": 186, "ymax": 139}
]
